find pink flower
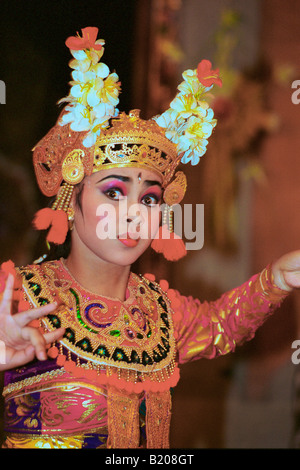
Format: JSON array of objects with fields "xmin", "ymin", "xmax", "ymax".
[
  {"xmin": 197, "ymin": 60, "xmax": 222, "ymax": 88},
  {"xmin": 65, "ymin": 27, "xmax": 103, "ymax": 51}
]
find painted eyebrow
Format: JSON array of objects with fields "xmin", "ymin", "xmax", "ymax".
[{"xmin": 97, "ymin": 174, "xmax": 162, "ymax": 188}]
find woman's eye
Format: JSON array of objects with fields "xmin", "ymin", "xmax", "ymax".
[
  {"xmin": 141, "ymin": 194, "xmax": 161, "ymax": 206},
  {"xmin": 104, "ymin": 188, "xmax": 124, "ymax": 200}
]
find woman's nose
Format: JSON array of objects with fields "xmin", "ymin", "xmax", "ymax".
[{"xmin": 126, "ymin": 211, "xmax": 143, "ymax": 225}]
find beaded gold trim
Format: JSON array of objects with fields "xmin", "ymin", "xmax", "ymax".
[
  {"xmin": 17, "ymin": 261, "xmax": 177, "ymax": 384},
  {"xmin": 2, "ymin": 368, "xmax": 66, "ymax": 398}
]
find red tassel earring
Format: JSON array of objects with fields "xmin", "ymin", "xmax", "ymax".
[
  {"xmin": 151, "ymin": 171, "xmax": 187, "ymax": 261},
  {"xmin": 33, "ymin": 149, "xmax": 84, "ymax": 245},
  {"xmin": 33, "ymin": 182, "xmax": 74, "ymax": 244}
]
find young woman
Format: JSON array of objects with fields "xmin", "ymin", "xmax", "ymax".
[{"xmin": 0, "ymin": 27, "xmax": 299, "ymax": 449}]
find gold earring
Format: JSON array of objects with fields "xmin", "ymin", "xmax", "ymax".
[{"xmin": 67, "ymin": 207, "xmax": 75, "ymax": 231}]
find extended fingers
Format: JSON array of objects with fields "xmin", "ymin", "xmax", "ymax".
[
  {"xmin": 21, "ymin": 326, "xmax": 48, "ymax": 360},
  {"xmin": 22, "ymin": 325, "xmax": 65, "ymax": 361},
  {"xmin": 13, "ymin": 302, "xmax": 58, "ymax": 328},
  {"xmin": 44, "ymin": 327, "xmax": 65, "ymax": 345},
  {"xmin": 0, "ymin": 273, "xmax": 15, "ymax": 314}
]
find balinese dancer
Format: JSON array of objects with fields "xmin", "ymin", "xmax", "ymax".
[{"xmin": 0, "ymin": 27, "xmax": 298, "ymax": 449}]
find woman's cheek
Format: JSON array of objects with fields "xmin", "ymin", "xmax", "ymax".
[{"xmin": 95, "ymin": 202, "xmax": 119, "ymax": 240}]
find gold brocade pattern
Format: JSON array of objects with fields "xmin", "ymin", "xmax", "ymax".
[
  {"xmin": 107, "ymin": 386, "xmax": 140, "ymax": 448},
  {"xmin": 146, "ymin": 390, "xmax": 172, "ymax": 448},
  {"xmin": 40, "ymin": 388, "xmax": 106, "ymax": 433}
]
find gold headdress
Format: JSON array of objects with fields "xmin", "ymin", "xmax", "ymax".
[{"xmin": 33, "ymin": 27, "xmax": 222, "ymax": 259}]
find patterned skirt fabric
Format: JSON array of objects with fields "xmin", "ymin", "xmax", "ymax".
[
  {"xmin": 3, "ymin": 385, "xmax": 109, "ymax": 448},
  {"xmin": 2, "ymin": 379, "xmax": 148, "ymax": 449}
]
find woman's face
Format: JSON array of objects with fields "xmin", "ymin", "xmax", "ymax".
[{"xmin": 71, "ymin": 167, "xmax": 163, "ymax": 266}]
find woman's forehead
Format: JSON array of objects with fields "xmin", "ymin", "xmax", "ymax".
[{"xmin": 90, "ymin": 167, "xmax": 163, "ymax": 184}]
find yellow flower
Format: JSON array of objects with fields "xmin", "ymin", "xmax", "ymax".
[
  {"xmin": 170, "ymin": 92, "xmax": 208, "ymax": 119},
  {"xmin": 178, "ymin": 115, "xmax": 217, "ymax": 165},
  {"xmin": 99, "ymin": 73, "xmax": 121, "ymax": 106}
]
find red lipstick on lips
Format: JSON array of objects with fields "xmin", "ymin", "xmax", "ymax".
[{"xmin": 118, "ymin": 233, "xmax": 139, "ymax": 247}]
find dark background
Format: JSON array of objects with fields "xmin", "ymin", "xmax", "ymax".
[{"xmin": 0, "ymin": 0, "xmax": 137, "ymax": 262}]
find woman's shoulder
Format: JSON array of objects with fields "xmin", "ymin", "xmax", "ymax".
[
  {"xmin": 138, "ymin": 271, "xmax": 184, "ymax": 311},
  {"xmin": 0, "ymin": 258, "xmax": 61, "ymax": 291}
]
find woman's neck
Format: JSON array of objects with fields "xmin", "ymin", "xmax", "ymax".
[{"xmin": 65, "ymin": 248, "xmax": 131, "ymax": 301}]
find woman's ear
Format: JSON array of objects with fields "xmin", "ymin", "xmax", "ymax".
[{"xmin": 72, "ymin": 180, "xmax": 85, "ymax": 215}]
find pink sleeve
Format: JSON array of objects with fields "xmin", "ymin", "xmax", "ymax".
[{"xmin": 168, "ymin": 265, "xmax": 289, "ymax": 364}]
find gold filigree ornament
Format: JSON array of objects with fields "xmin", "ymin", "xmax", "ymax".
[
  {"xmin": 32, "ymin": 150, "xmax": 85, "ymax": 244},
  {"xmin": 61, "ymin": 149, "xmax": 85, "ymax": 185},
  {"xmin": 162, "ymin": 170, "xmax": 187, "ymax": 235},
  {"xmin": 150, "ymin": 171, "xmax": 188, "ymax": 260},
  {"xmin": 163, "ymin": 171, "xmax": 187, "ymax": 206},
  {"xmin": 94, "ymin": 111, "xmax": 180, "ymax": 188}
]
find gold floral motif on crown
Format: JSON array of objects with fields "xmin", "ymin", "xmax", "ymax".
[{"xmin": 93, "ymin": 111, "xmax": 180, "ymax": 187}]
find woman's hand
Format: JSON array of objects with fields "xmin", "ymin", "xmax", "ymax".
[
  {"xmin": 272, "ymin": 250, "xmax": 300, "ymax": 292},
  {"xmin": 0, "ymin": 273, "xmax": 64, "ymax": 371}
]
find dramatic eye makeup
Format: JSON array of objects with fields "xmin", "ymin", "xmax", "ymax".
[
  {"xmin": 140, "ymin": 186, "xmax": 162, "ymax": 206},
  {"xmin": 100, "ymin": 180, "xmax": 127, "ymax": 201},
  {"xmin": 96, "ymin": 174, "xmax": 162, "ymax": 204}
]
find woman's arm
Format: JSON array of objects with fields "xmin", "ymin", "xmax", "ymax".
[{"xmin": 169, "ymin": 263, "xmax": 290, "ymax": 364}]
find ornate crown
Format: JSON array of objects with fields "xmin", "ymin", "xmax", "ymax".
[{"xmin": 94, "ymin": 110, "xmax": 179, "ymax": 187}]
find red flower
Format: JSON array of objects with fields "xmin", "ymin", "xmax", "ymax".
[
  {"xmin": 197, "ymin": 60, "xmax": 222, "ymax": 88},
  {"xmin": 65, "ymin": 27, "xmax": 103, "ymax": 51}
]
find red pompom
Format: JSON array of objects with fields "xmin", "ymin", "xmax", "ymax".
[
  {"xmin": 1, "ymin": 260, "xmax": 16, "ymax": 277},
  {"xmin": 86, "ymin": 369, "xmax": 98, "ymax": 382},
  {"xmin": 143, "ymin": 273, "xmax": 156, "ymax": 281},
  {"xmin": 159, "ymin": 279, "xmax": 169, "ymax": 291},
  {"xmin": 64, "ymin": 360, "xmax": 77, "ymax": 372},
  {"xmin": 33, "ymin": 208, "xmax": 69, "ymax": 245},
  {"xmin": 32, "ymin": 208, "xmax": 54, "ymax": 230},
  {"xmin": 47, "ymin": 346, "xmax": 59, "ymax": 359},
  {"xmin": 71, "ymin": 366, "xmax": 85, "ymax": 378},
  {"xmin": 46, "ymin": 209, "xmax": 69, "ymax": 245},
  {"xmin": 151, "ymin": 225, "xmax": 187, "ymax": 261},
  {"xmin": 56, "ymin": 354, "xmax": 66, "ymax": 366}
]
